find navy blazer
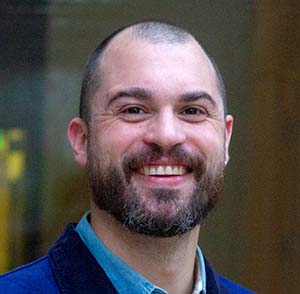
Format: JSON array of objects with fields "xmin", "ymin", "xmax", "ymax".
[{"xmin": 0, "ymin": 223, "xmax": 254, "ymax": 293}]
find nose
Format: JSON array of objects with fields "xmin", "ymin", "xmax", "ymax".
[{"xmin": 143, "ymin": 109, "xmax": 186, "ymax": 149}]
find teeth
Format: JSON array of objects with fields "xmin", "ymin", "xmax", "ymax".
[
  {"xmin": 173, "ymin": 167, "xmax": 179, "ymax": 174},
  {"xmin": 157, "ymin": 166, "xmax": 164, "ymax": 175},
  {"xmin": 144, "ymin": 167, "xmax": 150, "ymax": 176},
  {"xmin": 165, "ymin": 166, "xmax": 173, "ymax": 175},
  {"xmin": 140, "ymin": 166, "xmax": 187, "ymax": 176},
  {"xmin": 178, "ymin": 167, "xmax": 183, "ymax": 174},
  {"xmin": 150, "ymin": 167, "xmax": 156, "ymax": 175}
]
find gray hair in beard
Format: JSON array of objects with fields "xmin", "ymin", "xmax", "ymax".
[{"xmin": 88, "ymin": 145, "xmax": 225, "ymax": 237}]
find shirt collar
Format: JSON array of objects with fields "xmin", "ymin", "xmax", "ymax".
[
  {"xmin": 194, "ymin": 246, "xmax": 207, "ymax": 294},
  {"xmin": 76, "ymin": 212, "xmax": 206, "ymax": 294}
]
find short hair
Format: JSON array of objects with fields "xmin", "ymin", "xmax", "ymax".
[{"xmin": 79, "ymin": 21, "xmax": 227, "ymax": 123}]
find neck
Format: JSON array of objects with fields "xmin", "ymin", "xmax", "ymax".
[{"xmin": 90, "ymin": 206, "xmax": 201, "ymax": 294}]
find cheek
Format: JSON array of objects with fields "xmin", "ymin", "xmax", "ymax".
[
  {"xmin": 189, "ymin": 126, "xmax": 225, "ymax": 158},
  {"xmin": 99, "ymin": 124, "xmax": 144, "ymax": 158}
]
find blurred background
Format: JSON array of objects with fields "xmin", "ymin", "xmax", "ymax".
[{"xmin": 0, "ymin": 1, "xmax": 299, "ymax": 292}]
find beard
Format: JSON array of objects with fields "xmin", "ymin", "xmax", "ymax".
[{"xmin": 88, "ymin": 144, "xmax": 225, "ymax": 238}]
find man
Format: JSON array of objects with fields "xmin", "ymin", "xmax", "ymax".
[{"xmin": 0, "ymin": 21, "xmax": 254, "ymax": 293}]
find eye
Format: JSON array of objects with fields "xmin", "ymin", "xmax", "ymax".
[
  {"xmin": 121, "ymin": 106, "xmax": 145, "ymax": 114},
  {"xmin": 119, "ymin": 105, "xmax": 149, "ymax": 122},
  {"xmin": 182, "ymin": 107, "xmax": 207, "ymax": 115},
  {"xmin": 179, "ymin": 106, "xmax": 208, "ymax": 122}
]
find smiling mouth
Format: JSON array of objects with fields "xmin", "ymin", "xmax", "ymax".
[{"xmin": 137, "ymin": 165, "xmax": 189, "ymax": 176}]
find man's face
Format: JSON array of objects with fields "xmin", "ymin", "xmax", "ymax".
[{"xmin": 87, "ymin": 35, "xmax": 233, "ymax": 237}]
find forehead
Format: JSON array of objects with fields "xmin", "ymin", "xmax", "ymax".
[{"xmin": 95, "ymin": 32, "xmax": 222, "ymax": 109}]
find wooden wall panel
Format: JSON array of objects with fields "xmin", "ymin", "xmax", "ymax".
[{"xmin": 249, "ymin": 2, "xmax": 300, "ymax": 292}]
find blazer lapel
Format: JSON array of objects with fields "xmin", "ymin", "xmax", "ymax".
[
  {"xmin": 204, "ymin": 257, "xmax": 229, "ymax": 294},
  {"xmin": 48, "ymin": 223, "xmax": 118, "ymax": 294}
]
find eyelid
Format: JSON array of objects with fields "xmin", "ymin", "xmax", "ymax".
[
  {"xmin": 116, "ymin": 104, "xmax": 151, "ymax": 123},
  {"xmin": 119, "ymin": 104, "xmax": 148, "ymax": 114},
  {"xmin": 178, "ymin": 106, "xmax": 209, "ymax": 123},
  {"xmin": 181, "ymin": 105, "xmax": 208, "ymax": 114}
]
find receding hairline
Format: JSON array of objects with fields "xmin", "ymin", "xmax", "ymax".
[
  {"xmin": 85, "ymin": 24, "xmax": 199, "ymax": 118},
  {"xmin": 80, "ymin": 21, "xmax": 228, "ymax": 122},
  {"xmin": 101, "ymin": 28, "xmax": 225, "ymax": 110},
  {"xmin": 96, "ymin": 23, "xmax": 198, "ymax": 75},
  {"xmin": 99, "ymin": 23, "xmax": 200, "ymax": 66},
  {"xmin": 122, "ymin": 21, "xmax": 194, "ymax": 43}
]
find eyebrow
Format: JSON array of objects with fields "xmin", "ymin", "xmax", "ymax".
[
  {"xmin": 108, "ymin": 87, "xmax": 216, "ymax": 107},
  {"xmin": 179, "ymin": 91, "xmax": 216, "ymax": 107},
  {"xmin": 108, "ymin": 87, "xmax": 152, "ymax": 106}
]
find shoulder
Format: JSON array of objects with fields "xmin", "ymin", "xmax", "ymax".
[
  {"xmin": 203, "ymin": 256, "xmax": 255, "ymax": 293},
  {"xmin": 0, "ymin": 256, "xmax": 59, "ymax": 293},
  {"xmin": 218, "ymin": 274, "xmax": 255, "ymax": 293}
]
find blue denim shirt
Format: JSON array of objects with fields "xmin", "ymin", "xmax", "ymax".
[{"xmin": 76, "ymin": 212, "xmax": 206, "ymax": 294}]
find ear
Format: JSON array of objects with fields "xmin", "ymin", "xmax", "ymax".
[
  {"xmin": 224, "ymin": 114, "xmax": 234, "ymax": 164},
  {"xmin": 67, "ymin": 118, "xmax": 88, "ymax": 167}
]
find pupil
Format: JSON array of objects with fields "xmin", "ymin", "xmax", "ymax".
[
  {"xmin": 129, "ymin": 107, "xmax": 140, "ymax": 114},
  {"xmin": 186, "ymin": 108, "xmax": 196, "ymax": 114}
]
